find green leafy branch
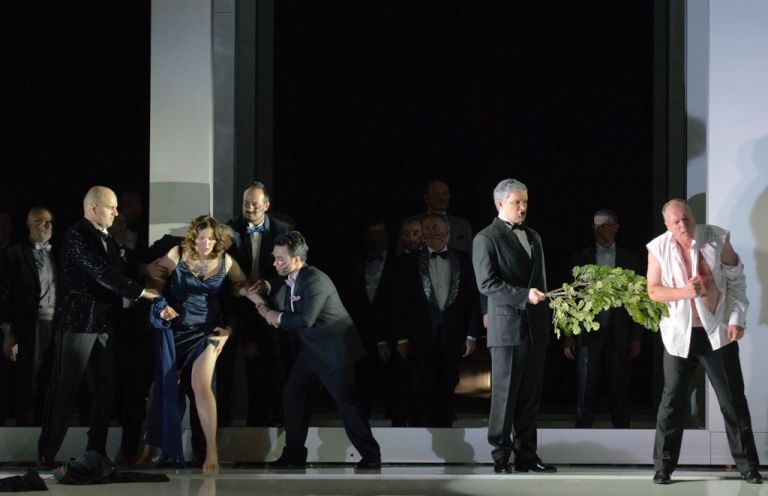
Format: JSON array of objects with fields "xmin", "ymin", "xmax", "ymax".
[{"xmin": 546, "ymin": 264, "xmax": 668, "ymax": 339}]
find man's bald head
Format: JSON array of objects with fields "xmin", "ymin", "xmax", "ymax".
[{"xmin": 83, "ymin": 186, "xmax": 119, "ymax": 229}]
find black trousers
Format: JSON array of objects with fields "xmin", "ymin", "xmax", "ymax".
[
  {"xmin": 575, "ymin": 337, "xmax": 631, "ymax": 428},
  {"xmin": 282, "ymin": 356, "xmax": 380, "ymax": 461},
  {"xmin": 10, "ymin": 318, "xmax": 55, "ymax": 426},
  {"xmin": 38, "ymin": 331, "xmax": 116, "ymax": 459},
  {"xmin": 488, "ymin": 337, "xmax": 546, "ymax": 465},
  {"xmin": 405, "ymin": 348, "xmax": 460, "ymax": 428},
  {"xmin": 115, "ymin": 304, "xmax": 155, "ymax": 461},
  {"xmin": 217, "ymin": 311, "xmax": 296, "ymax": 426},
  {"xmin": 654, "ymin": 329, "xmax": 759, "ymax": 473}
]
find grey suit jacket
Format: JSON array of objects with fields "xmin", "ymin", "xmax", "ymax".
[
  {"xmin": 472, "ymin": 217, "xmax": 550, "ymax": 347},
  {"xmin": 271, "ymin": 264, "xmax": 365, "ymax": 372}
]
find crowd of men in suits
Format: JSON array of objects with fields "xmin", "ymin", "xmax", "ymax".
[{"xmin": 0, "ymin": 178, "xmax": 655, "ymax": 475}]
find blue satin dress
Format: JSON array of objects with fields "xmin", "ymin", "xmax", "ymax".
[{"xmin": 145, "ymin": 258, "xmax": 227, "ymax": 463}]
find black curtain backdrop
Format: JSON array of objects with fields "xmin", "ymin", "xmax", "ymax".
[
  {"xmin": 3, "ymin": 2, "xmax": 150, "ymax": 241},
  {"xmin": 273, "ymin": 2, "xmax": 654, "ymax": 290}
]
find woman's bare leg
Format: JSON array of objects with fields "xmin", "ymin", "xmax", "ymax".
[{"xmin": 191, "ymin": 343, "xmax": 222, "ymax": 475}]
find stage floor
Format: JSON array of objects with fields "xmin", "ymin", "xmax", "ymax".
[{"xmin": 1, "ymin": 465, "xmax": 765, "ymax": 495}]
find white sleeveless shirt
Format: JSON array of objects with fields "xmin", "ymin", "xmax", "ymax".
[{"xmin": 646, "ymin": 224, "xmax": 748, "ymax": 357}]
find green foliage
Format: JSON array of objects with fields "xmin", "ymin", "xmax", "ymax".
[{"xmin": 546, "ymin": 264, "xmax": 668, "ymax": 339}]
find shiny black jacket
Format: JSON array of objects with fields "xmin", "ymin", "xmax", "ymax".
[{"xmin": 54, "ymin": 218, "xmax": 143, "ymax": 334}]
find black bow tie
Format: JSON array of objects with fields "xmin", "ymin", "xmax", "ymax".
[
  {"xmin": 430, "ymin": 251, "xmax": 448, "ymax": 259},
  {"xmin": 507, "ymin": 222, "xmax": 525, "ymax": 231}
]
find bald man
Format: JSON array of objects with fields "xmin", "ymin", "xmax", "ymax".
[
  {"xmin": 648, "ymin": 199, "xmax": 761, "ymax": 484},
  {"xmin": 37, "ymin": 186, "xmax": 158, "ymax": 469}
]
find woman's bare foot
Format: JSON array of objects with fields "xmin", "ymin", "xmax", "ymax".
[{"xmin": 202, "ymin": 454, "xmax": 219, "ymax": 475}]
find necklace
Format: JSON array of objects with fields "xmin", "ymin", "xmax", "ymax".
[{"xmin": 190, "ymin": 258, "xmax": 211, "ymax": 279}]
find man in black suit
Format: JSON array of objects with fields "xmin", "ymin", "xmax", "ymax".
[
  {"xmin": 374, "ymin": 218, "xmax": 422, "ymax": 426},
  {"xmin": 472, "ymin": 178, "xmax": 555, "ymax": 474},
  {"xmin": 563, "ymin": 209, "xmax": 643, "ymax": 428},
  {"xmin": 225, "ymin": 181, "xmax": 289, "ymax": 425},
  {"xmin": 395, "ymin": 214, "xmax": 480, "ymax": 426},
  {"xmin": 341, "ymin": 220, "xmax": 392, "ymax": 417},
  {"xmin": 252, "ymin": 231, "xmax": 381, "ymax": 470},
  {"xmin": 37, "ymin": 186, "xmax": 158, "ymax": 468},
  {"xmin": 1, "ymin": 207, "xmax": 57, "ymax": 426}
]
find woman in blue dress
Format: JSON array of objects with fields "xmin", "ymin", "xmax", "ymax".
[{"xmin": 139, "ymin": 215, "xmax": 250, "ymax": 474}]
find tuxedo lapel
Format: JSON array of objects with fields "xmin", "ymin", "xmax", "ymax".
[
  {"xmin": 416, "ymin": 251, "xmax": 438, "ymax": 308},
  {"xmin": 492, "ymin": 219, "xmax": 533, "ymax": 272},
  {"xmin": 445, "ymin": 250, "xmax": 460, "ymax": 309},
  {"xmin": 21, "ymin": 241, "xmax": 42, "ymax": 296}
]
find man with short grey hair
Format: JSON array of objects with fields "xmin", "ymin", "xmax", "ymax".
[
  {"xmin": 473, "ymin": 178, "xmax": 555, "ymax": 474},
  {"xmin": 0, "ymin": 207, "xmax": 57, "ymax": 426}
]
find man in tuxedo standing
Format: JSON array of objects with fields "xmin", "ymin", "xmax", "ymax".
[
  {"xmin": 1, "ymin": 207, "xmax": 57, "ymax": 426},
  {"xmin": 37, "ymin": 186, "xmax": 158, "ymax": 468},
  {"xmin": 563, "ymin": 209, "xmax": 644, "ymax": 428},
  {"xmin": 253, "ymin": 231, "xmax": 381, "ymax": 470},
  {"xmin": 394, "ymin": 214, "xmax": 480, "ymax": 426},
  {"xmin": 225, "ymin": 181, "xmax": 289, "ymax": 425},
  {"xmin": 472, "ymin": 178, "xmax": 556, "ymax": 474}
]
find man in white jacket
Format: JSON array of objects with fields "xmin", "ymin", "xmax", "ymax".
[{"xmin": 647, "ymin": 199, "xmax": 761, "ymax": 485}]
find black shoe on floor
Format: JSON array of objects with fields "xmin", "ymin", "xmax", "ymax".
[
  {"xmin": 493, "ymin": 460, "xmax": 513, "ymax": 473},
  {"xmin": 653, "ymin": 470, "xmax": 671, "ymax": 484},
  {"xmin": 515, "ymin": 460, "xmax": 557, "ymax": 473},
  {"xmin": 268, "ymin": 454, "xmax": 307, "ymax": 469},
  {"xmin": 355, "ymin": 458, "xmax": 382, "ymax": 471},
  {"xmin": 742, "ymin": 468, "xmax": 763, "ymax": 484}
]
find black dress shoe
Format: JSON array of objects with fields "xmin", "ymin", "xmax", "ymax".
[
  {"xmin": 742, "ymin": 468, "xmax": 763, "ymax": 484},
  {"xmin": 355, "ymin": 458, "xmax": 382, "ymax": 471},
  {"xmin": 515, "ymin": 461, "xmax": 557, "ymax": 473},
  {"xmin": 493, "ymin": 460, "xmax": 513, "ymax": 473},
  {"xmin": 268, "ymin": 454, "xmax": 307, "ymax": 469},
  {"xmin": 653, "ymin": 470, "xmax": 671, "ymax": 484}
]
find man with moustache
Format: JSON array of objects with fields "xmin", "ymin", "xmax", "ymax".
[
  {"xmin": 37, "ymin": 186, "xmax": 158, "ymax": 468},
  {"xmin": 393, "ymin": 214, "xmax": 479, "ymax": 426},
  {"xmin": 648, "ymin": 199, "xmax": 761, "ymax": 484},
  {"xmin": 252, "ymin": 231, "xmax": 381, "ymax": 470},
  {"xmin": 472, "ymin": 178, "xmax": 555, "ymax": 474},
  {"xmin": 0, "ymin": 207, "xmax": 57, "ymax": 425},
  {"xmin": 226, "ymin": 181, "xmax": 289, "ymax": 425}
]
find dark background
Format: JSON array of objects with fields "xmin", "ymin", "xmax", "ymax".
[
  {"xmin": 4, "ymin": 2, "xmax": 660, "ymax": 420},
  {"xmin": 273, "ymin": 2, "xmax": 654, "ymax": 288}
]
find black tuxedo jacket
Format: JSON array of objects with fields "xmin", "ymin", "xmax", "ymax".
[
  {"xmin": 395, "ymin": 248, "xmax": 480, "ymax": 358},
  {"xmin": 473, "ymin": 217, "xmax": 551, "ymax": 347},
  {"xmin": 570, "ymin": 245, "xmax": 644, "ymax": 346},
  {"xmin": 227, "ymin": 214, "xmax": 288, "ymax": 281},
  {"xmin": 54, "ymin": 218, "xmax": 143, "ymax": 334},
  {"xmin": 270, "ymin": 265, "xmax": 365, "ymax": 373},
  {"xmin": 0, "ymin": 240, "xmax": 55, "ymax": 345},
  {"xmin": 342, "ymin": 249, "xmax": 400, "ymax": 350}
]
